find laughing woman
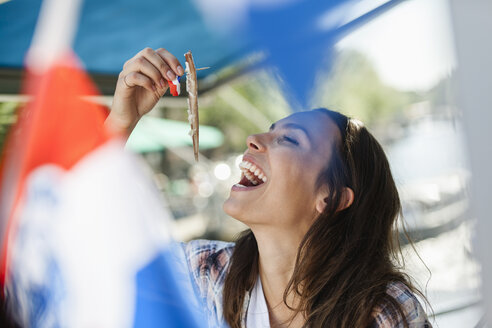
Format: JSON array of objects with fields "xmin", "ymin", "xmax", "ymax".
[{"xmin": 107, "ymin": 48, "xmax": 432, "ymax": 328}]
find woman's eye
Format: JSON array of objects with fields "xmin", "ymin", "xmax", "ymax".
[{"xmin": 280, "ymin": 135, "xmax": 299, "ymax": 145}]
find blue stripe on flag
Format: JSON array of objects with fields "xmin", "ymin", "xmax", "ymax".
[{"xmin": 133, "ymin": 249, "xmax": 203, "ymax": 327}]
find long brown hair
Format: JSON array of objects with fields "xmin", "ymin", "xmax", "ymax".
[{"xmin": 223, "ymin": 108, "xmax": 424, "ymax": 327}]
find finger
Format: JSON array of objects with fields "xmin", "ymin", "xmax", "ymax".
[
  {"xmin": 124, "ymin": 56, "xmax": 167, "ymax": 89},
  {"xmin": 156, "ymin": 48, "xmax": 184, "ymax": 77},
  {"xmin": 123, "ymin": 71, "xmax": 156, "ymax": 93},
  {"xmin": 139, "ymin": 47, "xmax": 178, "ymax": 83},
  {"xmin": 125, "ymin": 72, "xmax": 164, "ymax": 101}
]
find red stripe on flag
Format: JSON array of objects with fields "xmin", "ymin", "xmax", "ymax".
[{"xmin": 167, "ymin": 80, "xmax": 179, "ymax": 96}]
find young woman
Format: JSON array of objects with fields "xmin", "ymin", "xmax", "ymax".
[{"xmin": 107, "ymin": 48, "xmax": 432, "ymax": 328}]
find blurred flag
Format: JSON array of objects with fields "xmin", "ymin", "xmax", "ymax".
[
  {"xmin": 194, "ymin": 0, "xmax": 401, "ymax": 108},
  {"xmin": 246, "ymin": 0, "xmax": 340, "ymax": 109},
  {"xmin": 0, "ymin": 52, "xmax": 203, "ymax": 328}
]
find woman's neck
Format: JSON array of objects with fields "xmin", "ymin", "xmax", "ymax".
[{"xmin": 253, "ymin": 227, "xmax": 306, "ymax": 327}]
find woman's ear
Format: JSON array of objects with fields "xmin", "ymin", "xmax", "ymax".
[
  {"xmin": 315, "ymin": 188, "xmax": 329, "ymax": 214},
  {"xmin": 337, "ymin": 187, "xmax": 354, "ymax": 212},
  {"xmin": 315, "ymin": 187, "xmax": 354, "ymax": 214}
]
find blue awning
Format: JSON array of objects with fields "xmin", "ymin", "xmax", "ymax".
[
  {"xmin": 0, "ymin": 0, "xmax": 407, "ymax": 103},
  {"xmin": 0, "ymin": 0, "xmax": 248, "ymax": 77}
]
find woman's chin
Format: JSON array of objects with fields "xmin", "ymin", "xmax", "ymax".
[
  {"xmin": 223, "ymin": 197, "xmax": 240, "ymax": 219},
  {"xmin": 223, "ymin": 197, "xmax": 251, "ymax": 224}
]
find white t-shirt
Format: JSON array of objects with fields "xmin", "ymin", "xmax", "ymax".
[{"xmin": 246, "ymin": 275, "xmax": 270, "ymax": 327}]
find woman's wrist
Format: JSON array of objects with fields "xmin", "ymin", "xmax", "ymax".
[{"xmin": 104, "ymin": 111, "xmax": 139, "ymax": 137}]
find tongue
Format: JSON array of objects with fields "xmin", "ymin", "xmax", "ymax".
[{"xmin": 239, "ymin": 175, "xmax": 257, "ymax": 187}]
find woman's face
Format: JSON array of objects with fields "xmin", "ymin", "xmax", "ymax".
[{"xmin": 223, "ymin": 110, "xmax": 342, "ymax": 232}]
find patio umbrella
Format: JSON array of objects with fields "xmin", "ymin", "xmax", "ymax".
[{"xmin": 126, "ymin": 116, "xmax": 224, "ymax": 153}]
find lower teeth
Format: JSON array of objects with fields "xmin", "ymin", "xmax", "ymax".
[{"xmin": 234, "ymin": 183, "xmax": 247, "ymax": 188}]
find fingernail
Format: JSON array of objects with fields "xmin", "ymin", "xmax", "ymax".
[
  {"xmin": 177, "ymin": 65, "xmax": 184, "ymax": 76},
  {"xmin": 166, "ymin": 70, "xmax": 175, "ymax": 80},
  {"xmin": 160, "ymin": 78, "xmax": 165, "ymax": 88}
]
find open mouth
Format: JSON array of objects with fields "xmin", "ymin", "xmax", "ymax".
[{"xmin": 234, "ymin": 160, "xmax": 267, "ymax": 188}]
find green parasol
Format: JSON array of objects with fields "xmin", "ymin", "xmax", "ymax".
[{"xmin": 126, "ymin": 116, "xmax": 224, "ymax": 153}]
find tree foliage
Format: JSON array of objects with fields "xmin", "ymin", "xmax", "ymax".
[
  {"xmin": 0, "ymin": 102, "xmax": 18, "ymax": 153},
  {"xmin": 313, "ymin": 50, "xmax": 418, "ymax": 126}
]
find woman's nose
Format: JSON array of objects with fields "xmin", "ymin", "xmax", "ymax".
[{"xmin": 246, "ymin": 134, "xmax": 267, "ymax": 152}]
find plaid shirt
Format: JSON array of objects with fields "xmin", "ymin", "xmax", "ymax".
[{"xmin": 182, "ymin": 240, "xmax": 432, "ymax": 328}]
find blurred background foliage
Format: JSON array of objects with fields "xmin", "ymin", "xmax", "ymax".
[
  {"xmin": 314, "ymin": 49, "xmax": 420, "ymax": 125},
  {"xmin": 0, "ymin": 102, "xmax": 18, "ymax": 152}
]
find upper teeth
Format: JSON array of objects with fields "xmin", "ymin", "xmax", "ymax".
[{"xmin": 239, "ymin": 160, "xmax": 267, "ymax": 184}]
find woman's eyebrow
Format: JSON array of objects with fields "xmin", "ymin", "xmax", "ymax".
[{"xmin": 269, "ymin": 123, "xmax": 312, "ymax": 141}]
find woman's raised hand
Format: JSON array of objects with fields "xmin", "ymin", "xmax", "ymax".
[{"xmin": 106, "ymin": 47, "xmax": 184, "ymax": 135}]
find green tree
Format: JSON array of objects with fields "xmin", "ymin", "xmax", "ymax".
[
  {"xmin": 312, "ymin": 50, "xmax": 418, "ymax": 126},
  {"xmin": 0, "ymin": 102, "xmax": 18, "ymax": 153}
]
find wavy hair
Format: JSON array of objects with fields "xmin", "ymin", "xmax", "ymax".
[{"xmin": 223, "ymin": 108, "xmax": 426, "ymax": 327}]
